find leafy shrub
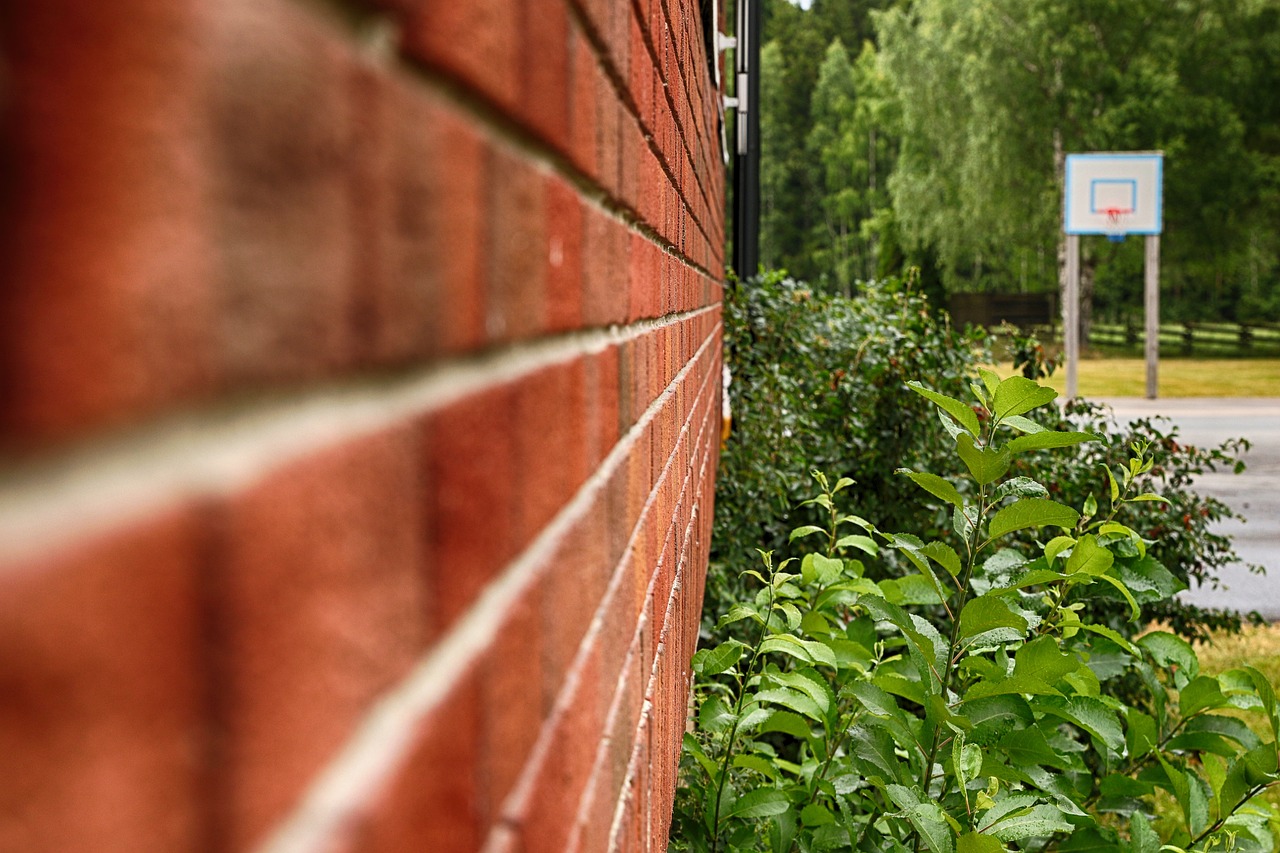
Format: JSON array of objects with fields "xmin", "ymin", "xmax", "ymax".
[
  {"xmin": 713, "ymin": 272, "xmax": 982, "ymax": 630},
  {"xmin": 674, "ymin": 374, "xmax": 1280, "ymax": 853},
  {"xmin": 713, "ymin": 273, "xmax": 1260, "ymax": 643}
]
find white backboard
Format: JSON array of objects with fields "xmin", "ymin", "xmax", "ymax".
[{"xmin": 1064, "ymin": 152, "xmax": 1163, "ymax": 235}]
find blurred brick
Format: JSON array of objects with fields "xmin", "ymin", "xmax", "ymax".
[
  {"xmin": 346, "ymin": 671, "xmax": 487, "ymax": 853},
  {"xmin": 486, "ymin": 146, "xmax": 547, "ymax": 342},
  {"xmin": 399, "ymin": 0, "xmax": 519, "ymax": 111},
  {"xmin": 212, "ymin": 426, "xmax": 429, "ymax": 852},
  {"xmin": 0, "ymin": 0, "xmax": 217, "ymax": 445},
  {"xmin": 424, "ymin": 383, "xmax": 520, "ymax": 633},
  {"xmin": 206, "ymin": 0, "xmax": 359, "ymax": 387},
  {"xmin": 0, "ymin": 509, "xmax": 207, "ymax": 853}
]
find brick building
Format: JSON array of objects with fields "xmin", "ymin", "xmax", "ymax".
[{"xmin": 0, "ymin": 0, "xmax": 726, "ymax": 850}]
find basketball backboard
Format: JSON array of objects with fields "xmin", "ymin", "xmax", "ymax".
[{"xmin": 1064, "ymin": 152, "xmax": 1163, "ymax": 236}]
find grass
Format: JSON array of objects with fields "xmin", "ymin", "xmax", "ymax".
[{"xmin": 987, "ymin": 358, "xmax": 1280, "ymax": 397}]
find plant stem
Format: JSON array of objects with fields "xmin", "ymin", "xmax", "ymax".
[{"xmin": 709, "ymin": 557, "xmax": 779, "ymax": 853}]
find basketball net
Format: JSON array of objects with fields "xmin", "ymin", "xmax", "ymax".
[{"xmin": 1102, "ymin": 206, "xmax": 1131, "ymax": 242}]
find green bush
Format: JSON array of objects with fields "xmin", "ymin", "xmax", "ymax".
[
  {"xmin": 713, "ymin": 272, "xmax": 981, "ymax": 631},
  {"xmin": 713, "ymin": 273, "xmax": 1260, "ymax": 643},
  {"xmin": 674, "ymin": 374, "xmax": 1280, "ymax": 853}
]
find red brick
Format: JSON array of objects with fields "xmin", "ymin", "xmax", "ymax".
[
  {"xmin": 388, "ymin": 84, "xmax": 488, "ymax": 356},
  {"xmin": 0, "ymin": 0, "xmax": 216, "ymax": 444},
  {"xmin": 399, "ymin": 0, "xmax": 519, "ymax": 111},
  {"xmin": 545, "ymin": 177, "xmax": 585, "ymax": 333},
  {"xmin": 486, "ymin": 147, "xmax": 548, "ymax": 342},
  {"xmin": 520, "ymin": 0, "xmax": 572, "ymax": 148},
  {"xmin": 513, "ymin": 643, "xmax": 604, "ymax": 853},
  {"xmin": 348, "ymin": 671, "xmax": 487, "ymax": 853},
  {"xmin": 0, "ymin": 509, "xmax": 207, "ymax": 853},
  {"xmin": 515, "ymin": 360, "xmax": 588, "ymax": 542},
  {"xmin": 206, "ymin": 0, "xmax": 361, "ymax": 387},
  {"xmin": 586, "ymin": 345, "xmax": 622, "ymax": 469},
  {"xmin": 213, "ymin": 427, "xmax": 429, "ymax": 852},
  {"xmin": 424, "ymin": 383, "xmax": 520, "ymax": 632},
  {"xmin": 482, "ymin": 588, "xmax": 546, "ymax": 813},
  {"xmin": 570, "ymin": 27, "xmax": 599, "ymax": 179},
  {"xmin": 540, "ymin": 501, "xmax": 610, "ymax": 714}
]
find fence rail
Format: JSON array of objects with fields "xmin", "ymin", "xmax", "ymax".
[{"xmin": 1086, "ymin": 321, "xmax": 1280, "ymax": 356}]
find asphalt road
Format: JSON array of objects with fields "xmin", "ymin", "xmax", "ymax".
[{"xmin": 1097, "ymin": 397, "xmax": 1280, "ymax": 620}]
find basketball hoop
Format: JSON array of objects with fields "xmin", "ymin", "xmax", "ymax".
[{"xmin": 1101, "ymin": 206, "xmax": 1131, "ymax": 242}]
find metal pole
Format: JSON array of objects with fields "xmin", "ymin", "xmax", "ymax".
[
  {"xmin": 1064, "ymin": 233, "xmax": 1080, "ymax": 399},
  {"xmin": 731, "ymin": 0, "xmax": 760, "ymax": 280},
  {"xmin": 1145, "ymin": 234, "xmax": 1161, "ymax": 399}
]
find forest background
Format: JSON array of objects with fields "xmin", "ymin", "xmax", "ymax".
[{"xmin": 752, "ymin": 0, "xmax": 1280, "ymax": 327}]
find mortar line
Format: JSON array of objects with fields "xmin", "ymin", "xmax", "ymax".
[{"xmin": 0, "ymin": 307, "xmax": 716, "ymax": 566}]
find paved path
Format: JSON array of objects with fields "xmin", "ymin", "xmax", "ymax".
[{"xmin": 1097, "ymin": 398, "xmax": 1280, "ymax": 620}]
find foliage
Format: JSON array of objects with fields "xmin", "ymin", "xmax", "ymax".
[
  {"xmin": 1016, "ymin": 398, "xmax": 1262, "ymax": 642},
  {"xmin": 712, "ymin": 272, "xmax": 981, "ymax": 628},
  {"xmin": 674, "ymin": 374, "xmax": 1280, "ymax": 853},
  {"xmin": 713, "ymin": 273, "xmax": 1260, "ymax": 649}
]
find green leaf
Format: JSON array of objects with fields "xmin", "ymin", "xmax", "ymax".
[
  {"xmin": 719, "ymin": 603, "xmax": 762, "ymax": 628},
  {"xmin": 956, "ymin": 433, "xmax": 1012, "ymax": 485},
  {"xmin": 978, "ymin": 366, "xmax": 1001, "ymax": 397},
  {"xmin": 1184, "ymin": 714, "xmax": 1262, "ymax": 750},
  {"xmin": 987, "ymin": 804, "xmax": 1073, "ymax": 842},
  {"xmin": 1036, "ymin": 696, "xmax": 1125, "ymax": 752},
  {"xmin": 993, "ymin": 375, "xmax": 1058, "ymax": 419},
  {"xmin": 1138, "ymin": 632, "xmax": 1200, "ymax": 680},
  {"xmin": 907, "ymin": 380, "xmax": 981, "ymax": 437},
  {"xmin": 1002, "ymin": 415, "xmax": 1047, "ymax": 435},
  {"xmin": 1080, "ymin": 623, "xmax": 1142, "ymax": 656},
  {"xmin": 770, "ymin": 670, "xmax": 833, "ymax": 717},
  {"xmin": 996, "ymin": 476, "xmax": 1050, "ymax": 499},
  {"xmin": 881, "ymin": 573, "xmax": 946, "ymax": 606},
  {"xmin": 1242, "ymin": 665, "xmax": 1280, "ymax": 739},
  {"xmin": 1064, "ymin": 535, "xmax": 1114, "ymax": 576},
  {"xmin": 998, "ymin": 726, "xmax": 1070, "ymax": 769},
  {"xmin": 1179, "ymin": 675, "xmax": 1229, "ymax": 717},
  {"xmin": 1164, "ymin": 732, "xmax": 1239, "ymax": 757},
  {"xmin": 759, "ymin": 635, "xmax": 815, "ymax": 666},
  {"xmin": 725, "ymin": 788, "xmax": 792, "ymax": 819},
  {"xmin": 756, "ymin": 687, "xmax": 825, "ymax": 721},
  {"xmin": 961, "ymin": 694, "xmax": 1034, "ymax": 745},
  {"xmin": 1126, "ymin": 710, "xmax": 1158, "ymax": 758},
  {"xmin": 1094, "ymin": 574, "xmax": 1141, "ymax": 622},
  {"xmin": 921, "ymin": 541, "xmax": 963, "ymax": 578},
  {"xmin": 1129, "ymin": 813, "xmax": 1160, "ymax": 853},
  {"xmin": 987, "ymin": 498, "xmax": 1080, "ymax": 540},
  {"xmin": 959, "ymin": 594, "xmax": 1029, "ymax": 642},
  {"xmin": 799, "ymin": 803, "xmax": 835, "ymax": 827},
  {"xmin": 693, "ymin": 640, "xmax": 746, "ymax": 675},
  {"xmin": 956, "ymin": 832, "xmax": 1004, "ymax": 853},
  {"xmin": 1127, "ymin": 493, "xmax": 1172, "ymax": 504},
  {"xmin": 759, "ymin": 710, "xmax": 812, "ymax": 739},
  {"xmin": 789, "ymin": 525, "xmax": 826, "ymax": 543},
  {"xmin": 810, "ymin": 553, "xmax": 845, "ymax": 585},
  {"xmin": 1014, "ymin": 635, "xmax": 1081, "ymax": 685},
  {"xmin": 1007, "ymin": 431, "xmax": 1098, "ymax": 454},
  {"xmin": 844, "ymin": 681, "xmax": 904, "ymax": 720},
  {"xmin": 893, "ymin": 792, "xmax": 956, "ymax": 853},
  {"xmin": 898, "ymin": 469, "xmax": 966, "ymax": 509},
  {"xmin": 851, "ymin": 723, "xmax": 908, "ymax": 785},
  {"xmin": 835, "ymin": 534, "xmax": 879, "ymax": 556},
  {"xmin": 698, "ymin": 695, "xmax": 736, "ymax": 732},
  {"xmin": 733, "ymin": 753, "xmax": 781, "ymax": 781}
]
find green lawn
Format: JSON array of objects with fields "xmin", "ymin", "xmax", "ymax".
[{"xmin": 990, "ymin": 358, "xmax": 1280, "ymax": 398}]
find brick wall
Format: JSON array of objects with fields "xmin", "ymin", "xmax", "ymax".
[{"xmin": 0, "ymin": 0, "xmax": 724, "ymax": 851}]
